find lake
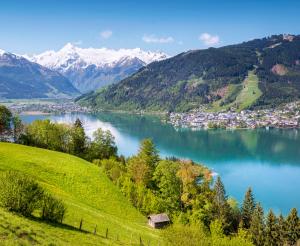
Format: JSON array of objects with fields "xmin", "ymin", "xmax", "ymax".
[{"xmin": 21, "ymin": 112, "xmax": 300, "ymax": 215}]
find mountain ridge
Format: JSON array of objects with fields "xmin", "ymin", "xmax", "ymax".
[
  {"xmin": 0, "ymin": 51, "xmax": 79, "ymax": 99},
  {"xmin": 26, "ymin": 44, "xmax": 168, "ymax": 93},
  {"xmin": 77, "ymin": 34, "xmax": 300, "ymax": 112}
]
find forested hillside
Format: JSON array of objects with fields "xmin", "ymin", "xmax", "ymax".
[{"xmin": 78, "ymin": 34, "xmax": 300, "ymax": 112}]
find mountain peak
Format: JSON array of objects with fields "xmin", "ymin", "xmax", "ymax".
[
  {"xmin": 0, "ymin": 49, "xmax": 6, "ymax": 55},
  {"xmin": 60, "ymin": 42, "xmax": 77, "ymax": 52},
  {"xmin": 29, "ymin": 43, "xmax": 168, "ymax": 69},
  {"xmin": 25, "ymin": 43, "xmax": 168, "ymax": 93}
]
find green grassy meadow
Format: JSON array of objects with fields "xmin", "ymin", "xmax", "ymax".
[
  {"xmin": 235, "ymin": 70, "xmax": 262, "ymax": 111},
  {"xmin": 0, "ymin": 143, "xmax": 161, "ymax": 245},
  {"xmin": 209, "ymin": 70, "xmax": 262, "ymax": 112}
]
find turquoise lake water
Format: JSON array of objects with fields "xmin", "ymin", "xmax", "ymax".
[{"xmin": 21, "ymin": 112, "xmax": 300, "ymax": 215}]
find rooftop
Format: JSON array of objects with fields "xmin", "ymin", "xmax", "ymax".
[{"xmin": 148, "ymin": 213, "xmax": 170, "ymax": 223}]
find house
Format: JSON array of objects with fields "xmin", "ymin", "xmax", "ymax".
[{"xmin": 148, "ymin": 213, "xmax": 170, "ymax": 228}]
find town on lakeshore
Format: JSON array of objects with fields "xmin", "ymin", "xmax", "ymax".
[
  {"xmin": 1, "ymin": 99, "xmax": 91, "ymax": 115},
  {"xmin": 168, "ymin": 101, "xmax": 300, "ymax": 129}
]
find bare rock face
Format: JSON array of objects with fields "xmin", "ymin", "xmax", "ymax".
[
  {"xmin": 271, "ymin": 64, "xmax": 288, "ymax": 76},
  {"xmin": 283, "ymin": 34, "xmax": 295, "ymax": 42}
]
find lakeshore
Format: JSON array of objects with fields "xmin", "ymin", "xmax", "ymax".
[
  {"xmin": 168, "ymin": 101, "xmax": 300, "ymax": 130},
  {"xmin": 20, "ymin": 111, "xmax": 300, "ymax": 215}
]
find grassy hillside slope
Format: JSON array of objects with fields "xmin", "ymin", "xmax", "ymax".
[
  {"xmin": 0, "ymin": 143, "xmax": 161, "ymax": 245},
  {"xmin": 210, "ymin": 70, "xmax": 262, "ymax": 112}
]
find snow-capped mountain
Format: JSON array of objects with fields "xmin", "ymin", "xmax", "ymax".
[
  {"xmin": 0, "ymin": 49, "xmax": 78, "ymax": 99},
  {"xmin": 26, "ymin": 43, "xmax": 168, "ymax": 93}
]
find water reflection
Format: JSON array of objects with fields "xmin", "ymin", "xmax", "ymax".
[{"xmin": 21, "ymin": 112, "xmax": 300, "ymax": 214}]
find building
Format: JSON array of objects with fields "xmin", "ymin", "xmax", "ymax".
[{"xmin": 148, "ymin": 213, "xmax": 170, "ymax": 228}]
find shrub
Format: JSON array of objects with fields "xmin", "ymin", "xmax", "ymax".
[
  {"xmin": 0, "ymin": 170, "xmax": 66, "ymax": 223},
  {"xmin": 41, "ymin": 193, "xmax": 66, "ymax": 223},
  {"xmin": 0, "ymin": 171, "xmax": 44, "ymax": 216}
]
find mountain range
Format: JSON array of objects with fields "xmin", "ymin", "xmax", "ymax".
[
  {"xmin": 26, "ymin": 44, "xmax": 167, "ymax": 93},
  {"xmin": 77, "ymin": 34, "xmax": 300, "ymax": 112},
  {"xmin": 0, "ymin": 50, "xmax": 78, "ymax": 99}
]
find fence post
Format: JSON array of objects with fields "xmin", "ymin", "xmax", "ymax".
[
  {"xmin": 140, "ymin": 236, "xmax": 143, "ymax": 245},
  {"xmin": 106, "ymin": 228, "xmax": 108, "ymax": 238},
  {"xmin": 79, "ymin": 218, "xmax": 83, "ymax": 231},
  {"xmin": 94, "ymin": 225, "xmax": 97, "ymax": 235}
]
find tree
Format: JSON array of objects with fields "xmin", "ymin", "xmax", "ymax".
[
  {"xmin": 212, "ymin": 176, "xmax": 232, "ymax": 234},
  {"xmin": 137, "ymin": 138, "xmax": 159, "ymax": 172},
  {"xmin": 277, "ymin": 213, "xmax": 286, "ymax": 245},
  {"xmin": 25, "ymin": 120, "xmax": 71, "ymax": 152},
  {"xmin": 12, "ymin": 115, "xmax": 24, "ymax": 143},
  {"xmin": 286, "ymin": 208, "xmax": 300, "ymax": 245},
  {"xmin": 264, "ymin": 210, "xmax": 279, "ymax": 246},
  {"xmin": 0, "ymin": 105, "xmax": 12, "ymax": 139},
  {"xmin": 127, "ymin": 156, "xmax": 151, "ymax": 186},
  {"xmin": 152, "ymin": 160, "xmax": 181, "ymax": 212},
  {"xmin": 241, "ymin": 187, "xmax": 256, "ymax": 229},
  {"xmin": 176, "ymin": 160, "xmax": 204, "ymax": 207},
  {"xmin": 127, "ymin": 139, "xmax": 159, "ymax": 187},
  {"xmin": 87, "ymin": 128, "xmax": 117, "ymax": 161},
  {"xmin": 249, "ymin": 203, "xmax": 265, "ymax": 246},
  {"xmin": 71, "ymin": 118, "xmax": 86, "ymax": 156}
]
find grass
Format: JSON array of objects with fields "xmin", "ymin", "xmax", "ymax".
[
  {"xmin": 209, "ymin": 70, "xmax": 262, "ymax": 112},
  {"xmin": 209, "ymin": 84, "xmax": 242, "ymax": 112},
  {"xmin": 0, "ymin": 143, "xmax": 162, "ymax": 245},
  {"xmin": 234, "ymin": 70, "xmax": 262, "ymax": 111}
]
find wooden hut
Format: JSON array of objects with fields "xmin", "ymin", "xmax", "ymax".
[{"xmin": 148, "ymin": 213, "xmax": 170, "ymax": 228}]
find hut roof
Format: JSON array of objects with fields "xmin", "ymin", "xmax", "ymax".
[{"xmin": 148, "ymin": 213, "xmax": 170, "ymax": 223}]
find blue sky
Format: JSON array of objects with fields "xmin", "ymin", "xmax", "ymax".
[{"xmin": 1, "ymin": 0, "xmax": 300, "ymax": 55}]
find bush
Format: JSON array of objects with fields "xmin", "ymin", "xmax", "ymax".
[
  {"xmin": 0, "ymin": 171, "xmax": 44, "ymax": 216},
  {"xmin": 0, "ymin": 170, "xmax": 66, "ymax": 223},
  {"xmin": 41, "ymin": 193, "xmax": 66, "ymax": 223}
]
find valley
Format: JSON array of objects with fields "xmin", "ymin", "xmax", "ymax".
[{"xmin": 1, "ymin": 1, "xmax": 300, "ymax": 245}]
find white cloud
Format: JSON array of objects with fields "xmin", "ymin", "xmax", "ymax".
[
  {"xmin": 142, "ymin": 34, "xmax": 174, "ymax": 44},
  {"xmin": 199, "ymin": 33, "xmax": 220, "ymax": 46},
  {"xmin": 100, "ymin": 30, "xmax": 113, "ymax": 39}
]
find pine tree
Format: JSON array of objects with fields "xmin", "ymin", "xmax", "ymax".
[
  {"xmin": 241, "ymin": 187, "xmax": 255, "ymax": 229},
  {"xmin": 212, "ymin": 176, "xmax": 231, "ymax": 234},
  {"xmin": 249, "ymin": 203, "xmax": 265, "ymax": 246},
  {"xmin": 265, "ymin": 210, "xmax": 279, "ymax": 246},
  {"xmin": 277, "ymin": 213, "xmax": 286, "ymax": 245},
  {"xmin": 137, "ymin": 138, "xmax": 159, "ymax": 170},
  {"xmin": 286, "ymin": 208, "xmax": 300, "ymax": 245},
  {"xmin": 74, "ymin": 118, "xmax": 83, "ymax": 128}
]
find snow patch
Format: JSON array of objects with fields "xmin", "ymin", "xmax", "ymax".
[
  {"xmin": 0, "ymin": 49, "xmax": 6, "ymax": 55},
  {"xmin": 25, "ymin": 44, "xmax": 168, "ymax": 72}
]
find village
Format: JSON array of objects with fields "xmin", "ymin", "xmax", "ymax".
[
  {"xmin": 168, "ymin": 101, "xmax": 300, "ymax": 129},
  {"xmin": 4, "ymin": 100, "xmax": 91, "ymax": 115}
]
